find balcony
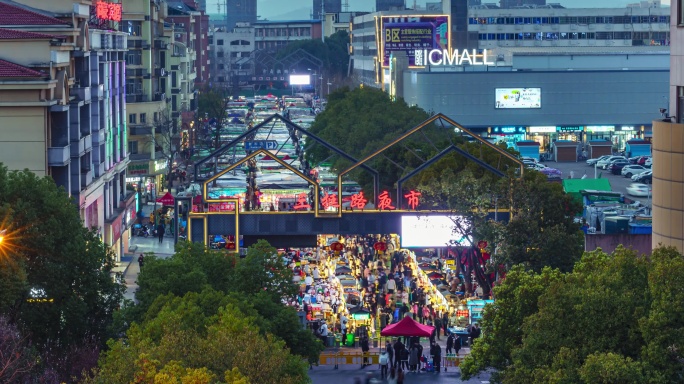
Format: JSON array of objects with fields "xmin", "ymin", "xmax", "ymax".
[
  {"xmin": 142, "ymin": 41, "xmax": 151, "ymax": 50},
  {"xmin": 81, "ymin": 170, "xmax": 93, "ymax": 189},
  {"xmin": 70, "ymin": 137, "xmax": 85, "ymax": 157},
  {"xmin": 153, "ymin": 92, "xmax": 166, "ymax": 101},
  {"xmin": 171, "ymin": 88, "xmax": 180, "ymax": 94},
  {"xmin": 94, "ymin": 162, "xmax": 106, "ymax": 178},
  {"xmin": 126, "ymin": 94, "xmax": 149, "ymax": 103},
  {"xmin": 154, "ymin": 40, "xmax": 168, "ymax": 49},
  {"xmin": 48, "ymin": 146, "xmax": 70, "ymax": 166},
  {"xmin": 73, "ymin": 86, "xmax": 91, "ymax": 103},
  {"xmin": 155, "ymin": 67, "xmax": 167, "ymax": 77},
  {"xmin": 83, "ymin": 134, "xmax": 92, "ymax": 152},
  {"xmin": 130, "ymin": 125, "xmax": 153, "ymax": 136}
]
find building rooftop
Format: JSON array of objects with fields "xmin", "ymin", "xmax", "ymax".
[
  {"xmin": 0, "ymin": 1, "xmax": 68, "ymax": 26},
  {"xmin": 254, "ymin": 19, "xmax": 321, "ymax": 25},
  {"xmin": 500, "ymin": 46, "xmax": 669, "ymax": 55},
  {"xmin": 0, "ymin": 28, "xmax": 57, "ymax": 39},
  {"xmin": 0, "ymin": 58, "xmax": 48, "ymax": 78}
]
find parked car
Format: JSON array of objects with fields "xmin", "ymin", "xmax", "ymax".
[
  {"xmin": 645, "ymin": 157, "xmax": 652, "ymax": 167},
  {"xmin": 638, "ymin": 156, "xmax": 651, "ymax": 166},
  {"xmin": 521, "ymin": 157, "xmax": 538, "ymax": 164},
  {"xmin": 597, "ymin": 156, "xmax": 626, "ymax": 169},
  {"xmin": 635, "ymin": 173, "xmax": 652, "ymax": 184},
  {"xmin": 621, "ymin": 165, "xmax": 647, "ymax": 178},
  {"xmin": 587, "ymin": 155, "xmax": 611, "ymax": 166},
  {"xmin": 609, "ymin": 160, "xmax": 630, "ymax": 174},
  {"xmin": 632, "ymin": 170, "xmax": 652, "ymax": 181},
  {"xmin": 626, "ymin": 183, "xmax": 652, "ymax": 197}
]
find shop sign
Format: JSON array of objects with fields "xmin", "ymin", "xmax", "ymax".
[
  {"xmin": 492, "ymin": 126, "xmax": 525, "ymax": 134},
  {"xmin": 193, "ymin": 202, "xmax": 236, "ymax": 212},
  {"xmin": 352, "ymin": 313, "xmax": 370, "ymax": 320},
  {"xmin": 128, "ymin": 163, "xmax": 149, "ymax": 175},
  {"xmin": 529, "ymin": 126, "xmax": 556, "ymax": 133},
  {"xmin": 415, "ymin": 49, "xmax": 495, "ymax": 66},
  {"xmin": 350, "ymin": 192, "xmax": 368, "ymax": 210},
  {"xmin": 126, "ymin": 177, "xmax": 142, "ymax": 183},
  {"xmin": 293, "ymin": 193, "xmax": 311, "ymax": 210},
  {"xmin": 377, "ymin": 191, "xmax": 395, "ymax": 210},
  {"xmin": 556, "ymin": 126, "xmax": 583, "ymax": 132},
  {"xmin": 404, "ymin": 190, "xmax": 421, "ymax": 210},
  {"xmin": 321, "ymin": 193, "xmax": 339, "ymax": 210},
  {"xmin": 586, "ymin": 125, "xmax": 614, "ymax": 133},
  {"xmin": 456, "ymin": 309, "xmax": 469, "ymax": 318},
  {"xmin": 95, "ymin": 1, "xmax": 122, "ymax": 22},
  {"xmin": 154, "ymin": 159, "xmax": 167, "ymax": 173},
  {"xmin": 618, "ymin": 126, "xmax": 636, "ymax": 131},
  {"xmin": 128, "ymin": 206, "xmax": 137, "ymax": 228},
  {"xmin": 111, "ymin": 216, "xmax": 122, "ymax": 243}
]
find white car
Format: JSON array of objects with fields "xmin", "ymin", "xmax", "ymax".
[
  {"xmin": 528, "ymin": 163, "xmax": 547, "ymax": 171},
  {"xmin": 621, "ymin": 165, "xmax": 647, "ymax": 178},
  {"xmin": 626, "ymin": 183, "xmax": 652, "ymax": 197},
  {"xmin": 587, "ymin": 155, "xmax": 610, "ymax": 166},
  {"xmin": 632, "ymin": 170, "xmax": 652, "ymax": 181},
  {"xmin": 596, "ymin": 156, "xmax": 626, "ymax": 169},
  {"xmin": 645, "ymin": 158, "xmax": 652, "ymax": 167},
  {"xmin": 521, "ymin": 157, "xmax": 538, "ymax": 163}
]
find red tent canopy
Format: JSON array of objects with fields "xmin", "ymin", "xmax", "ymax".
[
  {"xmin": 156, "ymin": 192, "xmax": 175, "ymax": 206},
  {"xmin": 380, "ymin": 316, "xmax": 434, "ymax": 337},
  {"xmin": 192, "ymin": 195, "xmax": 203, "ymax": 204}
]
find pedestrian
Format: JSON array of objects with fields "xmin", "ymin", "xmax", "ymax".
[
  {"xmin": 138, "ymin": 253, "xmax": 144, "ymax": 268},
  {"xmin": 360, "ymin": 333, "xmax": 370, "ymax": 367},
  {"xmin": 393, "ymin": 339, "xmax": 404, "ymax": 368},
  {"xmin": 408, "ymin": 343, "xmax": 420, "ymax": 372},
  {"xmin": 434, "ymin": 316, "xmax": 442, "ymax": 340},
  {"xmin": 446, "ymin": 333, "xmax": 454, "ymax": 355},
  {"xmin": 431, "ymin": 341, "xmax": 442, "ymax": 372},
  {"xmin": 156, "ymin": 222, "xmax": 165, "ymax": 243},
  {"xmin": 340, "ymin": 313, "xmax": 348, "ymax": 341},
  {"xmin": 397, "ymin": 367, "xmax": 405, "ymax": 384},
  {"xmin": 379, "ymin": 350, "xmax": 389, "ymax": 378},
  {"xmin": 386, "ymin": 341, "xmax": 394, "ymax": 367},
  {"xmin": 442, "ymin": 312, "xmax": 449, "ymax": 336}
]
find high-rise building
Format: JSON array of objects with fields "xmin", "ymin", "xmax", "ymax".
[
  {"xmin": 652, "ymin": 0, "xmax": 683, "ymax": 252},
  {"xmin": 376, "ymin": 0, "xmax": 405, "ymax": 12},
  {"xmin": 499, "ymin": 0, "xmax": 545, "ymax": 8},
  {"xmin": 0, "ymin": 0, "xmax": 134, "ymax": 258},
  {"xmin": 226, "ymin": 0, "xmax": 256, "ymax": 31},
  {"xmin": 451, "ymin": 0, "xmax": 478, "ymax": 50},
  {"xmin": 313, "ymin": 0, "xmax": 342, "ymax": 19}
]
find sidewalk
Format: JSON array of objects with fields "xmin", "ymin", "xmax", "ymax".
[{"xmin": 120, "ymin": 236, "xmax": 176, "ymax": 302}]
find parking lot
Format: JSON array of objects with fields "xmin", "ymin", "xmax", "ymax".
[{"xmin": 538, "ymin": 159, "xmax": 652, "ymax": 208}]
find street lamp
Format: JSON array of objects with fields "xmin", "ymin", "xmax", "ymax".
[
  {"xmin": 0, "ymin": 229, "xmax": 5, "ymax": 244},
  {"xmin": 327, "ymin": 82, "xmax": 332, "ymax": 95}
]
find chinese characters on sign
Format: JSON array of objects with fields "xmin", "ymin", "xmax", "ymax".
[
  {"xmin": 95, "ymin": 1, "xmax": 122, "ymax": 22},
  {"xmin": 377, "ymin": 191, "xmax": 395, "ymax": 210},
  {"xmin": 321, "ymin": 192, "xmax": 339, "ymax": 210},
  {"xmin": 404, "ymin": 190, "xmax": 421, "ymax": 210},
  {"xmin": 293, "ymin": 193, "xmax": 311, "ymax": 210},
  {"xmin": 350, "ymin": 192, "xmax": 368, "ymax": 210}
]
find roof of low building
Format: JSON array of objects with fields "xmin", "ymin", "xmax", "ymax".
[
  {"xmin": 0, "ymin": 28, "xmax": 56, "ymax": 39},
  {"xmin": 0, "ymin": 58, "xmax": 48, "ymax": 78},
  {"xmin": 0, "ymin": 1, "xmax": 69, "ymax": 26}
]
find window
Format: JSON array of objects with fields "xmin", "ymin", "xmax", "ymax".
[
  {"xmin": 129, "ymin": 114, "xmax": 136, "ymax": 124},
  {"xmin": 140, "ymin": 113, "xmax": 146, "ymax": 124},
  {"xmin": 217, "ymin": 76, "xmax": 225, "ymax": 82},
  {"xmin": 217, "ymin": 51, "xmax": 224, "ymax": 58},
  {"xmin": 154, "ymin": 112, "xmax": 159, "ymax": 122},
  {"xmin": 126, "ymin": 50, "xmax": 142, "ymax": 65},
  {"xmin": 680, "ymin": 0, "xmax": 684, "ymax": 24},
  {"xmin": 219, "ymin": 64, "xmax": 225, "ymax": 69},
  {"xmin": 678, "ymin": 86, "xmax": 684, "ymax": 123},
  {"xmin": 126, "ymin": 21, "xmax": 142, "ymax": 36},
  {"xmin": 217, "ymin": 39, "xmax": 224, "ymax": 45},
  {"xmin": 128, "ymin": 141, "xmax": 138, "ymax": 154}
]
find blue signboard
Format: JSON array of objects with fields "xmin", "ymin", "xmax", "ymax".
[{"xmin": 245, "ymin": 140, "xmax": 278, "ymax": 151}]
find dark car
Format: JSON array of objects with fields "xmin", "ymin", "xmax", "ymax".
[
  {"xmin": 636, "ymin": 173, "xmax": 652, "ymax": 184},
  {"xmin": 610, "ymin": 161, "xmax": 630, "ymax": 174}
]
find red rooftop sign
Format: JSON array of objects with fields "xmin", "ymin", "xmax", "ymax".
[{"xmin": 95, "ymin": 1, "xmax": 122, "ymax": 22}]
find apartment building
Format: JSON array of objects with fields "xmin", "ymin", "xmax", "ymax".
[
  {"xmin": 211, "ymin": 22, "xmax": 254, "ymax": 90},
  {"xmin": 166, "ymin": 0, "xmax": 210, "ymax": 86},
  {"xmin": 0, "ymin": 0, "xmax": 134, "ymax": 258},
  {"xmin": 254, "ymin": 19, "xmax": 323, "ymax": 51}
]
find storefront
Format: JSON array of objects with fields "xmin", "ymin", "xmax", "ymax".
[
  {"xmin": 556, "ymin": 126, "xmax": 583, "ymax": 143},
  {"xmin": 488, "ymin": 126, "xmax": 526, "ymax": 148},
  {"xmin": 126, "ymin": 159, "xmax": 168, "ymax": 204},
  {"xmin": 105, "ymin": 193, "xmax": 138, "ymax": 261},
  {"xmin": 527, "ymin": 126, "xmax": 556, "ymax": 153}
]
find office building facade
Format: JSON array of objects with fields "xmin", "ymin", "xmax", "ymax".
[
  {"xmin": 376, "ymin": 0, "xmax": 405, "ymax": 12},
  {"xmin": 314, "ymin": 0, "xmax": 342, "ymax": 19}
]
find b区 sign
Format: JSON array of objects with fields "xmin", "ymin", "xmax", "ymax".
[
  {"xmin": 415, "ymin": 49, "xmax": 495, "ymax": 66},
  {"xmin": 95, "ymin": 0, "xmax": 122, "ymax": 22}
]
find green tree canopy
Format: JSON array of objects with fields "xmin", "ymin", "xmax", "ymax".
[
  {"xmin": 461, "ymin": 246, "xmax": 684, "ymax": 384},
  {"xmin": 0, "ymin": 165, "xmax": 124, "ymax": 380},
  {"xmin": 88, "ymin": 292, "xmax": 310, "ymax": 384}
]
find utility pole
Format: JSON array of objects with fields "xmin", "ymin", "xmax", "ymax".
[{"xmin": 321, "ymin": 0, "xmax": 325, "ymax": 42}]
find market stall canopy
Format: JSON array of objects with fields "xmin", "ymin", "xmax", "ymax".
[
  {"xmin": 335, "ymin": 266, "xmax": 352, "ymax": 275},
  {"xmin": 156, "ymin": 192, "xmax": 175, "ymax": 206},
  {"xmin": 381, "ymin": 316, "xmax": 434, "ymax": 337},
  {"xmin": 427, "ymin": 271, "xmax": 443, "ymax": 279}
]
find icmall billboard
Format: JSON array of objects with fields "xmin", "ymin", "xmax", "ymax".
[{"xmin": 381, "ymin": 15, "xmax": 450, "ymax": 68}]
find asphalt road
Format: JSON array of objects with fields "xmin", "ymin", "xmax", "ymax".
[
  {"xmin": 539, "ymin": 160, "xmax": 652, "ymax": 208},
  {"xmin": 308, "ymin": 364, "xmax": 493, "ymax": 384}
]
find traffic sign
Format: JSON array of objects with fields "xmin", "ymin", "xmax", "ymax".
[{"xmin": 245, "ymin": 140, "xmax": 278, "ymax": 151}]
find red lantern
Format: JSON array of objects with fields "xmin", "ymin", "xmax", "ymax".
[
  {"xmin": 373, "ymin": 242, "xmax": 387, "ymax": 252},
  {"xmin": 330, "ymin": 242, "xmax": 344, "ymax": 256},
  {"xmin": 477, "ymin": 240, "xmax": 488, "ymax": 250}
]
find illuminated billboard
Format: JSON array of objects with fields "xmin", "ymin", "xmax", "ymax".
[
  {"xmin": 495, "ymin": 88, "xmax": 541, "ymax": 109},
  {"xmin": 288, "ymin": 74, "xmax": 311, "ymax": 86},
  {"xmin": 400, "ymin": 215, "xmax": 470, "ymax": 248},
  {"xmin": 380, "ymin": 15, "xmax": 450, "ymax": 68}
]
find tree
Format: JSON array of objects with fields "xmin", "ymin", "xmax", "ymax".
[
  {"xmin": 275, "ymin": 31, "xmax": 350, "ymax": 79},
  {"xmin": 462, "ymin": 246, "xmax": 684, "ymax": 384},
  {"xmin": 143, "ymin": 107, "xmax": 181, "ymax": 190},
  {"xmin": 88, "ymin": 294, "xmax": 310, "ymax": 384},
  {"xmin": 197, "ymin": 87, "xmax": 230, "ymax": 151},
  {"xmin": 0, "ymin": 165, "xmax": 125, "ymax": 380}
]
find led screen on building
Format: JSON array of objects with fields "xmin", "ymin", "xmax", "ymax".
[
  {"xmin": 495, "ymin": 88, "xmax": 541, "ymax": 109},
  {"xmin": 381, "ymin": 15, "xmax": 450, "ymax": 68},
  {"xmin": 289, "ymin": 74, "xmax": 311, "ymax": 85},
  {"xmin": 400, "ymin": 215, "xmax": 470, "ymax": 248}
]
